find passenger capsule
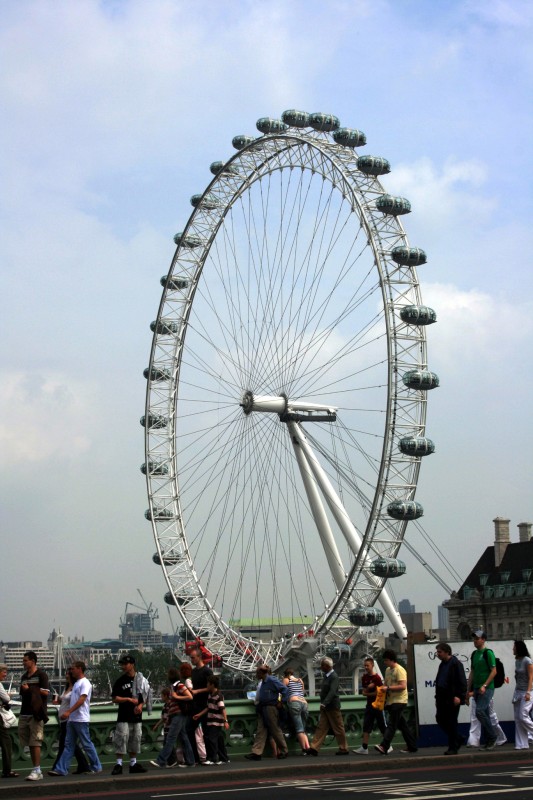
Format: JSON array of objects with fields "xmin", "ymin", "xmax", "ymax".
[
  {"xmin": 399, "ymin": 437, "xmax": 435, "ymax": 457},
  {"xmin": 141, "ymin": 461, "xmax": 169, "ymax": 476},
  {"xmin": 387, "ymin": 500, "xmax": 424, "ymax": 520},
  {"xmin": 309, "ymin": 112, "xmax": 340, "ymax": 132},
  {"xmin": 376, "ymin": 195, "xmax": 411, "ymax": 215},
  {"xmin": 348, "ymin": 607, "xmax": 384, "ymax": 626},
  {"xmin": 153, "ymin": 552, "xmax": 182, "ymax": 566},
  {"xmin": 143, "ymin": 366, "xmax": 171, "ymax": 381},
  {"xmin": 210, "ymin": 160, "xmax": 240, "ymax": 176},
  {"xmin": 150, "ymin": 320, "xmax": 179, "ymax": 336},
  {"xmin": 164, "ymin": 591, "xmax": 176, "ymax": 606},
  {"xmin": 399, "ymin": 306, "xmax": 437, "ymax": 326},
  {"xmin": 161, "ymin": 275, "xmax": 189, "ymax": 290},
  {"xmin": 190, "ymin": 194, "xmax": 219, "ymax": 210},
  {"xmin": 357, "ymin": 155, "xmax": 390, "ymax": 175},
  {"xmin": 402, "ymin": 370, "xmax": 440, "ymax": 390},
  {"xmin": 370, "ymin": 558, "xmax": 407, "ymax": 578},
  {"xmin": 173, "ymin": 232, "xmax": 204, "ymax": 248},
  {"xmin": 145, "ymin": 507, "xmax": 174, "ymax": 521},
  {"xmin": 140, "ymin": 414, "xmax": 168, "ymax": 429},
  {"xmin": 281, "ymin": 109, "xmax": 310, "ymax": 128},
  {"xmin": 232, "ymin": 135, "xmax": 255, "ymax": 150},
  {"xmin": 332, "ymin": 128, "xmax": 367, "ymax": 148},
  {"xmin": 256, "ymin": 117, "xmax": 289, "ymax": 134},
  {"xmin": 391, "ymin": 246, "xmax": 427, "ymax": 266}
]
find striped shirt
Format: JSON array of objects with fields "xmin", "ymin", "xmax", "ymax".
[
  {"xmin": 286, "ymin": 676, "xmax": 305, "ymax": 698},
  {"xmin": 207, "ymin": 691, "xmax": 226, "ymax": 727}
]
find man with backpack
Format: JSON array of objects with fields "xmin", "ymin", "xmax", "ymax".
[{"xmin": 467, "ymin": 630, "xmax": 499, "ymax": 750}]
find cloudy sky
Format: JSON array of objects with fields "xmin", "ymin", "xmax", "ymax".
[{"xmin": 1, "ymin": 0, "xmax": 532, "ymax": 646}]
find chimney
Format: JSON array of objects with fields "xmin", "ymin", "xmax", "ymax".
[
  {"xmin": 493, "ymin": 516, "xmax": 510, "ymax": 567},
  {"xmin": 518, "ymin": 521, "xmax": 532, "ymax": 543}
]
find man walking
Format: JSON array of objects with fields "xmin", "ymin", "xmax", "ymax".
[
  {"xmin": 19, "ymin": 651, "xmax": 50, "ymax": 782},
  {"xmin": 375, "ymin": 649, "xmax": 417, "ymax": 754},
  {"xmin": 434, "ymin": 642, "xmax": 467, "ymax": 754},
  {"xmin": 111, "ymin": 655, "xmax": 149, "ymax": 774},
  {"xmin": 308, "ymin": 657, "xmax": 349, "ymax": 756},
  {"xmin": 244, "ymin": 665, "xmax": 289, "ymax": 760},
  {"xmin": 48, "ymin": 661, "xmax": 102, "ymax": 776},
  {"xmin": 467, "ymin": 630, "xmax": 498, "ymax": 750},
  {"xmin": 187, "ymin": 647, "xmax": 213, "ymax": 763},
  {"xmin": 353, "ymin": 656, "xmax": 388, "ymax": 755}
]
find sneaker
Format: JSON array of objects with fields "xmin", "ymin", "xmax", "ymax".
[
  {"xmin": 202, "ymin": 760, "xmax": 215, "ymax": 765},
  {"xmin": 178, "ymin": 763, "xmax": 195, "ymax": 768},
  {"xmin": 307, "ymin": 747, "xmax": 318, "ymax": 756},
  {"xmin": 352, "ymin": 746, "xmax": 368, "ymax": 755},
  {"xmin": 214, "ymin": 760, "xmax": 223, "ymax": 765},
  {"xmin": 484, "ymin": 740, "xmax": 497, "ymax": 751},
  {"xmin": 374, "ymin": 744, "xmax": 387, "ymax": 755},
  {"xmin": 26, "ymin": 770, "xmax": 43, "ymax": 781},
  {"xmin": 400, "ymin": 748, "xmax": 418, "ymax": 753},
  {"xmin": 129, "ymin": 762, "xmax": 147, "ymax": 773},
  {"xmin": 277, "ymin": 752, "xmax": 288, "ymax": 759},
  {"xmin": 389, "ymin": 746, "xmax": 394, "ymax": 753},
  {"xmin": 149, "ymin": 760, "xmax": 162, "ymax": 768},
  {"xmin": 47, "ymin": 770, "xmax": 63, "ymax": 776},
  {"xmin": 244, "ymin": 753, "xmax": 262, "ymax": 760},
  {"xmin": 335, "ymin": 749, "xmax": 349, "ymax": 755},
  {"xmin": 111, "ymin": 764, "xmax": 123, "ymax": 775},
  {"xmin": 166, "ymin": 761, "xmax": 178, "ymax": 768}
]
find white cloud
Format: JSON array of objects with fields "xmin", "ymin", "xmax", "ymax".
[
  {"xmin": 386, "ymin": 157, "xmax": 496, "ymax": 230},
  {"xmin": 0, "ymin": 372, "xmax": 97, "ymax": 463},
  {"xmin": 424, "ymin": 282, "xmax": 533, "ymax": 367}
]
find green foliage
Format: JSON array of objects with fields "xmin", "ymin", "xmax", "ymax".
[{"xmin": 89, "ymin": 648, "xmax": 181, "ymax": 699}]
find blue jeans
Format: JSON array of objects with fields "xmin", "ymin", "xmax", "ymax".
[
  {"xmin": 55, "ymin": 722, "xmax": 102, "ymax": 775},
  {"xmin": 157, "ymin": 714, "xmax": 194, "ymax": 766},
  {"xmin": 474, "ymin": 688, "xmax": 495, "ymax": 743}
]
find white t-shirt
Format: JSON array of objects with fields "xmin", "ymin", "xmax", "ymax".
[{"xmin": 69, "ymin": 677, "xmax": 92, "ymax": 722}]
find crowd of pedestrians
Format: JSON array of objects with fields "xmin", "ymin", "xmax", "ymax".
[{"xmin": 1, "ymin": 634, "xmax": 533, "ymax": 781}]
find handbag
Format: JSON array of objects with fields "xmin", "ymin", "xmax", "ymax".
[{"xmin": 0, "ymin": 706, "xmax": 18, "ymax": 728}]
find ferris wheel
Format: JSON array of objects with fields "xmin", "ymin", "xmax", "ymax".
[{"xmin": 142, "ymin": 110, "xmax": 439, "ymax": 672}]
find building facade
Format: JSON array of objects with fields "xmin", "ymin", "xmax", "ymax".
[{"xmin": 444, "ymin": 517, "xmax": 533, "ymax": 641}]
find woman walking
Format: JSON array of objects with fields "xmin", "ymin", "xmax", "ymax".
[
  {"xmin": 513, "ymin": 640, "xmax": 533, "ymax": 750},
  {"xmin": 50, "ymin": 669, "xmax": 90, "ymax": 774}
]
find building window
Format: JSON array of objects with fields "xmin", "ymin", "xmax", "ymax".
[
  {"xmin": 508, "ymin": 622, "xmax": 515, "ymax": 634},
  {"xmin": 523, "ymin": 569, "xmax": 532, "ymax": 581},
  {"xmin": 500, "ymin": 571, "xmax": 511, "ymax": 584},
  {"xmin": 497, "ymin": 622, "xmax": 503, "ymax": 636},
  {"xmin": 479, "ymin": 574, "xmax": 489, "ymax": 586}
]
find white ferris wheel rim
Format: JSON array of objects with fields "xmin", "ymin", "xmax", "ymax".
[{"xmin": 143, "ymin": 117, "xmax": 433, "ymax": 672}]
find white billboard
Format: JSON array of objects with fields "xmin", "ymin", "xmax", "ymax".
[{"xmin": 413, "ymin": 639, "xmax": 532, "ymax": 727}]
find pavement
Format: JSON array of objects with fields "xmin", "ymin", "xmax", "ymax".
[{"xmin": 3, "ymin": 745, "xmax": 533, "ymax": 798}]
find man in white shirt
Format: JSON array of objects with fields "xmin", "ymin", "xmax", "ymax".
[{"xmin": 48, "ymin": 662, "xmax": 102, "ymax": 776}]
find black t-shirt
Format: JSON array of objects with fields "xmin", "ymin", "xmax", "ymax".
[
  {"xmin": 191, "ymin": 665, "xmax": 213, "ymax": 713},
  {"xmin": 20, "ymin": 667, "xmax": 49, "ymax": 719},
  {"xmin": 112, "ymin": 673, "xmax": 143, "ymax": 723}
]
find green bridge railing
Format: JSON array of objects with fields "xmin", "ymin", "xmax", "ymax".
[{"xmin": 4, "ymin": 696, "xmax": 416, "ymax": 770}]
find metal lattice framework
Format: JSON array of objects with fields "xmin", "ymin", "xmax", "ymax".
[{"xmin": 142, "ymin": 112, "xmax": 438, "ymax": 672}]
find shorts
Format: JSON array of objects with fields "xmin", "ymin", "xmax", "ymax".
[
  {"xmin": 18, "ymin": 716, "xmax": 44, "ymax": 748},
  {"xmin": 363, "ymin": 704, "xmax": 385, "ymax": 734},
  {"xmin": 113, "ymin": 721, "xmax": 142, "ymax": 754}
]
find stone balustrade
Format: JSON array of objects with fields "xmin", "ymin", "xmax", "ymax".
[{"xmin": 4, "ymin": 696, "xmax": 415, "ymax": 769}]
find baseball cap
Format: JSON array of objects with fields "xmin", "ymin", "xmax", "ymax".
[
  {"xmin": 118, "ymin": 654, "xmax": 136, "ymax": 665},
  {"xmin": 472, "ymin": 630, "xmax": 487, "ymax": 639}
]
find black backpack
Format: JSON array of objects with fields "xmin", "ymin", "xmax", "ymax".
[{"xmin": 472, "ymin": 649, "xmax": 505, "ymax": 689}]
